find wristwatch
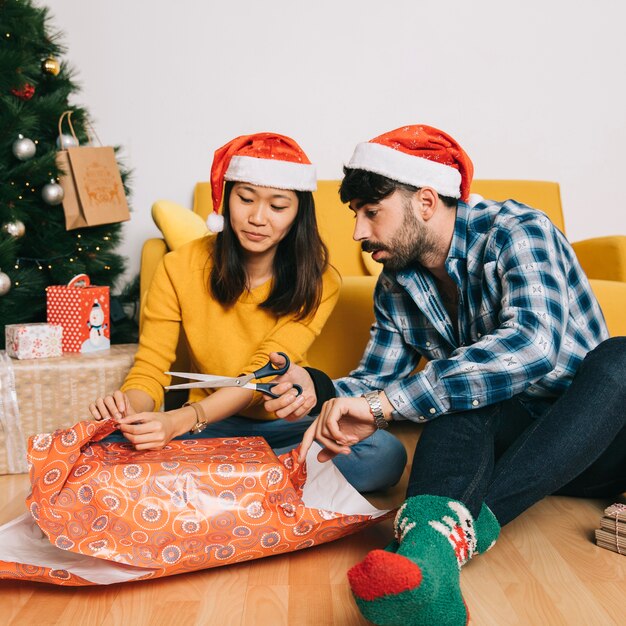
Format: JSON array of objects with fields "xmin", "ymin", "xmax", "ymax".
[
  {"xmin": 183, "ymin": 401, "xmax": 209, "ymax": 434},
  {"xmin": 362, "ymin": 391, "xmax": 389, "ymax": 430}
]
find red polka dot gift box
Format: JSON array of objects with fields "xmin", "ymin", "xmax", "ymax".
[{"xmin": 46, "ymin": 274, "xmax": 110, "ymax": 353}]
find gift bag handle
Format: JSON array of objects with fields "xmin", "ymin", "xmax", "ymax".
[
  {"xmin": 58, "ymin": 110, "xmax": 103, "ymax": 147},
  {"xmin": 67, "ymin": 273, "xmax": 91, "ymax": 288},
  {"xmin": 58, "ymin": 110, "xmax": 79, "ymax": 145}
]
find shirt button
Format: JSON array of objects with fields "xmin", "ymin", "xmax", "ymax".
[
  {"xmin": 426, "ymin": 341, "xmax": 431, "ymax": 347},
  {"xmin": 472, "ymin": 400, "xmax": 479, "ymax": 406},
  {"xmin": 477, "ymin": 333, "xmax": 482, "ymax": 338},
  {"xmin": 429, "ymin": 408, "xmax": 436, "ymax": 414},
  {"xmin": 418, "ymin": 416, "xmax": 426, "ymax": 422}
]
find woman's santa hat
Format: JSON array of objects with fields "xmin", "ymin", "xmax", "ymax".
[
  {"xmin": 208, "ymin": 132, "xmax": 317, "ymax": 232},
  {"xmin": 346, "ymin": 125, "xmax": 474, "ymax": 201}
]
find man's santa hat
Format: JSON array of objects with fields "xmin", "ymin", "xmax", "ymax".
[
  {"xmin": 346, "ymin": 125, "xmax": 474, "ymax": 201},
  {"xmin": 208, "ymin": 132, "xmax": 317, "ymax": 232}
]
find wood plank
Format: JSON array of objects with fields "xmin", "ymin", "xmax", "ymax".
[
  {"xmin": 1, "ymin": 445, "xmax": 625, "ymax": 626},
  {"xmin": 241, "ymin": 585, "xmax": 288, "ymax": 626}
]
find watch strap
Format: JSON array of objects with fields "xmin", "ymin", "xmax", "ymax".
[
  {"xmin": 183, "ymin": 401, "xmax": 209, "ymax": 434},
  {"xmin": 362, "ymin": 391, "xmax": 389, "ymax": 430}
]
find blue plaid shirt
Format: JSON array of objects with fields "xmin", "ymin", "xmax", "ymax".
[{"xmin": 335, "ymin": 199, "xmax": 609, "ymax": 422}]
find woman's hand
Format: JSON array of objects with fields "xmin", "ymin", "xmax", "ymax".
[
  {"xmin": 89, "ymin": 390, "xmax": 136, "ymax": 421},
  {"xmin": 115, "ymin": 412, "xmax": 179, "ymax": 450},
  {"xmin": 262, "ymin": 351, "xmax": 317, "ymax": 421},
  {"xmin": 298, "ymin": 396, "xmax": 376, "ymax": 463}
]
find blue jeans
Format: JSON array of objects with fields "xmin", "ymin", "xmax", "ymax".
[
  {"xmin": 406, "ymin": 337, "xmax": 626, "ymax": 526},
  {"xmin": 104, "ymin": 414, "xmax": 407, "ymax": 493}
]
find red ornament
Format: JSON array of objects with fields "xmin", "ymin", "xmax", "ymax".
[{"xmin": 11, "ymin": 83, "xmax": 35, "ymax": 100}]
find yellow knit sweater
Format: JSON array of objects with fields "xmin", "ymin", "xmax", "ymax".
[{"xmin": 122, "ymin": 237, "xmax": 341, "ymax": 419}]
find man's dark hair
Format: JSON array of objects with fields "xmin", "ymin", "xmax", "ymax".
[{"xmin": 339, "ymin": 168, "xmax": 458, "ymax": 209}]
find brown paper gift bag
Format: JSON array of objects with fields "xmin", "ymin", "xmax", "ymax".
[{"xmin": 56, "ymin": 111, "xmax": 130, "ymax": 231}]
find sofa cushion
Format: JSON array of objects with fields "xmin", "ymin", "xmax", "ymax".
[{"xmin": 151, "ymin": 199, "xmax": 209, "ymax": 250}]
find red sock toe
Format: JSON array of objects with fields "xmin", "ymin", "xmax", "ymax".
[{"xmin": 348, "ymin": 549, "xmax": 423, "ymax": 601}]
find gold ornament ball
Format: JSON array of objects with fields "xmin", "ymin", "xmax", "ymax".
[
  {"xmin": 42, "ymin": 57, "xmax": 60, "ymax": 76},
  {"xmin": 2, "ymin": 219, "xmax": 26, "ymax": 239}
]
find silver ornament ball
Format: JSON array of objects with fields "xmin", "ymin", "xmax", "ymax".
[
  {"xmin": 0, "ymin": 271, "xmax": 11, "ymax": 296},
  {"xmin": 2, "ymin": 219, "xmax": 26, "ymax": 239},
  {"xmin": 56, "ymin": 133, "xmax": 79, "ymax": 150},
  {"xmin": 12, "ymin": 134, "xmax": 37, "ymax": 161},
  {"xmin": 42, "ymin": 180, "xmax": 64, "ymax": 205}
]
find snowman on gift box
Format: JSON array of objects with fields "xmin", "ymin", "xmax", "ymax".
[{"xmin": 82, "ymin": 299, "xmax": 110, "ymax": 352}]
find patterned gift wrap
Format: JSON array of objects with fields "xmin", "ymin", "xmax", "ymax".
[
  {"xmin": 0, "ymin": 344, "xmax": 137, "ymax": 474},
  {"xmin": 0, "ymin": 419, "xmax": 389, "ymax": 585},
  {"xmin": 5, "ymin": 323, "xmax": 63, "ymax": 360}
]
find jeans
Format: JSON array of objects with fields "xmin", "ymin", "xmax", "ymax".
[
  {"xmin": 104, "ymin": 414, "xmax": 407, "ymax": 493},
  {"xmin": 406, "ymin": 337, "xmax": 626, "ymax": 526}
]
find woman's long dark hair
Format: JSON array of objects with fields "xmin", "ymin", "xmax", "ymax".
[{"xmin": 209, "ymin": 181, "xmax": 329, "ymax": 320}]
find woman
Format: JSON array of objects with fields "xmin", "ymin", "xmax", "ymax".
[{"xmin": 90, "ymin": 132, "xmax": 406, "ymax": 492}]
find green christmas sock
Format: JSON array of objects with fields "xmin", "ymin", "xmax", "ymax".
[
  {"xmin": 474, "ymin": 502, "xmax": 500, "ymax": 555},
  {"xmin": 348, "ymin": 495, "xmax": 481, "ymax": 626},
  {"xmin": 383, "ymin": 501, "xmax": 500, "ymax": 558}
]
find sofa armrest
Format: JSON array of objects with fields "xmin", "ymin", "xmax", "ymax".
[
  {"xmin": 589, "ymin": 279, "xmax": 626, "ymax": 337},
  {"xmin": 573, "ymin": 236, "xmax": 626, "ymax": 282}
]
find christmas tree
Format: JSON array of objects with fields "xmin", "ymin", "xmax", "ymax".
[{"xmin": 0, "ymin": 0, "xmax": 138, "ymax": 348}]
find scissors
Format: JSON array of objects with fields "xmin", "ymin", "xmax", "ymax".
[{"xmin": 164, "ymin": 352, "xmax": 302, "ymax": 399}]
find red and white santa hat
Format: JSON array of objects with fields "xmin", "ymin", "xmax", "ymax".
[
  {"xmin": 208, "ymin": 132, "xmax": 317, "ymax": 232},
  {"xmin": 346, "ymin": 124, "xmax": 474, "ymax": 201}
]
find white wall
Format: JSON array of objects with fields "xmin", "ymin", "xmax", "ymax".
[{"xmin": 48, "ymin": 0, "xmax": 626, "ymax": 283}]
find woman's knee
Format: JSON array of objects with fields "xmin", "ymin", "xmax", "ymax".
[{"xmin": 333, "ymin": 430, "xmax": 407, "ymax": 492}]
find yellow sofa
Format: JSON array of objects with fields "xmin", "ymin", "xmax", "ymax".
[{"xmin": 140, "ymin": 180, "xmax": 626, "ymax": 379}]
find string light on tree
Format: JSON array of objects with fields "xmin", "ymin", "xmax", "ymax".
[{"xmin": 12, "ymin": 134, "xmax": 36, "ymax": 160}]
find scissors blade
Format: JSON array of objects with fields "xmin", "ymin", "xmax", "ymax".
[
  {"xmin": 164, "ymin": 372, "xmax": 241, "ymax": 391},
  {"xmin": 165, "ymin": 381, "xmax": 221, "ymax": 390}
]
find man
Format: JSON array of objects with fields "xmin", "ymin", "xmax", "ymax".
[{"xmin": 266, "ymin": 125, "xmax": 626, "ymax": 626}]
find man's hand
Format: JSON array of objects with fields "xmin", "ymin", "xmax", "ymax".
[
  {"xmin": 263, "ymin": 351, "xmax": 317, "ymax": 421},
  {"xmin": 298, "ymin": 396, "xmax": 376, "ymax": 463}
]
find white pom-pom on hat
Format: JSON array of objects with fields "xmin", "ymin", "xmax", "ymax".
[
  {"xmin": 467, "ymin": 193, "xmax": 484, "ymax": 207},
  {"xmin": 207, "ymin": 212, "xmax": 224, "ymax": 233}
]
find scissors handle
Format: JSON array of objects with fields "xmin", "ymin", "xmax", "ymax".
[
  {"xmin": 252, "ymin": 352, "xmax": 291, "ymax": 379},
  {"xmin": 256, "ymin": 382, "xmax": 303, "ymax": 399}
]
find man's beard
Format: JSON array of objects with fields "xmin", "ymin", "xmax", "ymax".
[{"xmin": 361, "ymin": 201, "xmax": 442, "ymax": 271}]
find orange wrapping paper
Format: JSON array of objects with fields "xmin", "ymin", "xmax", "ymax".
[{"xmin": 0, "ymin": 419, "xmax": 389, "ymax": 585}]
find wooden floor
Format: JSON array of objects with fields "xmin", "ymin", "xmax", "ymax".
[{"xmin": 0, "ymin": 424, "xmax": 624, "ymax": 626}]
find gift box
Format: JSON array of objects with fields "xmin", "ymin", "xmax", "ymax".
[
  {"xmin": 0, "ymin": 420, "xmax": 389, "ymax": 586},
  {"xmin": 46, "ymin": 273, "xmax": 110, "ymax": 353},
  {"xmin": 5, "ymin": 323, "xmax": 63, "ymax": 360},
  {"xmin": 0, "ymin": 344, "xmax": 137, "ymax": 474}
]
